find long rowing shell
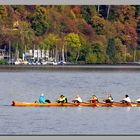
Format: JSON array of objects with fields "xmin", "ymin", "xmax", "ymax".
[
  {"xmin": 11, "ymin": 101, "xmax": 97, "ymax": 107},
  {"xmin": 11, "ymin": 101, "xmax": 139, "ymax": 107}
]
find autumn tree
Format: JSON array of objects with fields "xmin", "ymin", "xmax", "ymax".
[
  {"xmin": 76, "ymin": 19, "xmax": 96, "ymax": 42},
  {"xmin": 42, "ymin": 33, "xmax": 60, "ymax": 61},
  {"xmin": 0, "ymin": 5, "xmax": 139, "ymax": 64},
  {"xmin": 64, "ymin": 33, "xmax": 81, "ymax": 62},
  {"xmin": 106, "ymin": 38, "xmax": 116, "ymax": 63},
  {"xmin": 114, "ymin": 37, "xmax": 126, "ymax": 63},
  {"xmin": 0, "ymin": 5, "xmax": 8, "ymax": 20},
  {"xmin": 81, "ymin": 6, "xmax": 93, "ymax": 24},
  {"xmin": 92, "ymin": 16, "xmax": 106, "ymax": 35},
  {"xmin": 28, "ymin": 6, "xmax": 49, "ymax": 36},
  {"xmin": 86, "ymin": 42, "xmax": 106, "ymax": 64},
  {"xmin": 15, "ymin": 21, "xmax": 35, "ymax": 53}
]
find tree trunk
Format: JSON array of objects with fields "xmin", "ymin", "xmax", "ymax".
[
  {"xmin": 107, "ymin": 5, "xmax": 111, "ymax": 19},
  {"xmin": 15, "ymin": 43, "xmax": 19, "ymax": 60},
  {"xmin": 33, "ymin": 44, "xmax": 35, "ymax": 59},
  {"xmin": 133, "ymin": 48, "xmax": 136, "ymax": 62},
  {"xmin": 124, "ymin": 46, "xmax": 127, "ymax": 62},
  {"xmin": 25, "ymin": 44, "xmax": 27, "ymax": 53},
  {"xmin": 55, "ymin": 45, "xmax": 58, "ymax": 62},
  {"xmin": 62, "ymin": 44, "xmax": 65, "ymax": 61},
  {"xmin": 37, "ymin": 46, "xmax": 39, "ymax": 61},
  {"xmin": 76, "ymin": 50, "xmax": 80, "ymax": 62},
  {"xmin": 97, "ymin": 5, "xmax": 100, "ymax": 14},
  {"xmin": 53, "ymin": 48, "xmax": 55, "ymax": 61},
  {"xmin": 41, "ymin": 49, "xmax": 42, "ymax": 60},
  {"xmin": 9, "ymin": 40, "xmax": 11, "ymax": 64},
  {"xmin": 65, "ymin": 46, "xmax": 67, "ymax": 62}
]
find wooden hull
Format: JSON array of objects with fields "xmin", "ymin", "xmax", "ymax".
[
  {"xmin": 11, "ymin": 101, "xmax": 97, "ymax": 107},
  {"xmin": 11, "ymin": 101, "xmax": 139, "ymax": 107},
  {"xmin": 96, "ymin": 102, "xmax": 113, "ymax": 107},
  {"xmin": 96, "ymin": 102, "xmax": 138, "ymax": 107},
  {"xmin": 112, "ymin": 102, "xmax": 132, "ymax": 107}
]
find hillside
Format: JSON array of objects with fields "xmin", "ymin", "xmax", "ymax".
[{"xmin": 0, "ymin": 5, "xmax": 140, "ymax": 64}]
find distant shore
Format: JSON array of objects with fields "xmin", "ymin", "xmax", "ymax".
[{"xmin": 0, "ymin": 64, "xmax": 140, "ymax": 71}]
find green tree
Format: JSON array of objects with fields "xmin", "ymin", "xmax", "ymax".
[
  {"xmin": 64, "ymin": 33, "xmax": 81, "ymax": 62},
  {"xmin": 86, "ymin": 42, "xmax": 106, "ymax": 64},
  {"xmin": 92, "ymin": 16, "xmax": 106, "ymax": 35},
  {"xmin": 17, "ymin": 21, "xmax": 35, "ymax": 52},
  {"xmin": 43, "ymin": 33, "xmax": 60, "ymax": 61},
  {"xmin": 29, "ymin": 6, "xmax": 49, "ymax": 36},
  {"xmin": 106, "ymin": 38, "xmax": 116, "ymax": 63},
  {"xmin": 0, "ymin": 5, "xmax": 8, "ymax": 20},
  {"xmin": 86, "ymin": 52, "xmax": 97, "ymax": 63},
  {"xmin": 81, "ymin": 6, "xmax": 92, "ymax": 24},
  {"xmin": 114, "ymin": 38, "xmax": 126, "ymax": 63},
  {"xmin": 92, "ymin": 42, "xmax": 106, "ymax": 63}
]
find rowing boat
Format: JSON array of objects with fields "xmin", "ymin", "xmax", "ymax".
[
  {"xmin": 11, "ymin": 101, "xmax": 96, "ymax": 107},
  {"xmin": 11, "ymin": 101, "xmax": 139, "ymax": 107},
  {"xmin": 97, "ymin": 102, "xmax": 138, "ymax": 107}
]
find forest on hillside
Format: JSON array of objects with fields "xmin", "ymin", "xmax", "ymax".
[{"xmin": 0, "ymin": 5, "xmax": 140, "ymax": 64}]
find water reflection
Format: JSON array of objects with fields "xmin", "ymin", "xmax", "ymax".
[
  {"xmin": 126, "ymin": 107, "xmax": 131, "ymax": 112},
  {"xmin": 91, "ymin": 106, "xmax": 132, "ymax": 112},
  {"xmin": 137, "ymin": 107, "xmax": 140, "ymax": 111}
]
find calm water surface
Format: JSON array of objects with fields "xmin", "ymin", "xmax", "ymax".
[{"xmin": 0, "ymin": 69, "xmax": 140, "ymax": 135}]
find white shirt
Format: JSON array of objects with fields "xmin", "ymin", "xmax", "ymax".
[
  {"xmin": 108, "ymin": 97, "xmax": 114, "ymax": 102},
  {"xmin": 75, "ymin": 97, "xmax": 82, "ymax": 102},
  {"xmin": 123, "ymin": 97, "xmax": 131, "ymax": 103}
]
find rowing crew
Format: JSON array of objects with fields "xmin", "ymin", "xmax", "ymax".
[
  {"xmin": 38, "ymin": 93, "xmax": 140, "ymax": 104},
  {"xmin": 38, "ymin": 94, "xmax": 81, "ymax": 104},
  {"xmin": 91, "ymin": 94, "xmax": 140, "ymax": 104}
]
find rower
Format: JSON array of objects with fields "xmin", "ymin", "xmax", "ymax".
[
  {"xmin": 89, "ymin": 95, "xmax": 99, "ymax": 103},
  {"xmin": 72, "ymin": 95, "xmax": 82, "ymax": 103},
  {"xmin": 121, "ymin": 95, "xmax": 131, "ymax": 103},
  {"xmin": 57, "ymin": 95, "xmax": 68, "ymax": 103},
  {"xmin": 103, "ymin": 94, "xmax": 114, "ymax": 103},
  {"xmin": 136, "ymin": 98, "xmax": 140, "ymax": 103},
  {"xmin": 39, "ymin": 93, "xmax": 51, "ymax": 103}
]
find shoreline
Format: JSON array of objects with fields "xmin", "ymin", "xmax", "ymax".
[{"xmin": 0, "ymin": 64, "xmax": 140, "ymax": 71}]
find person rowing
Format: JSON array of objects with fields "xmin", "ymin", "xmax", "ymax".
[
  {"xmin": 39, "ymin": 93, "xmax": 51, "ymax": 103},
  {"xmin": 89, "ymin": 95, "xmax": 99, "ymax": 103},
  {"xmin": 136, "ymin": 98, "xmax": 140, "ymax": 103},
  {"xmin": 103, "ymin": 94, "xmax": 114, "ymax": 103},
  {"xmin": 57, "ymin": 95, "xmax": 67, "ymax": 103},
  {"xmin": 72, "ymin": 95, "xmax": 82, "ymax": 103},
  {"xmin": 121, "ymin": 95, "xmax": 131, "ymax": 103}
]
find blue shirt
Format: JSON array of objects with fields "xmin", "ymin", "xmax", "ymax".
[{"xmin": 39, "ymin": 96, "xmax": 46, "ymax": 103}]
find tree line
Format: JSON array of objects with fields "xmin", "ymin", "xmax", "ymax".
[{"xmin": 0, "ymin": 5, "xmax": 140, "ymax": 64}]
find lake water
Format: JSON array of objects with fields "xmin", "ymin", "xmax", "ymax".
[{"xmin": 0, "ymin": 68, "xmax": 140, "ymax": 135}]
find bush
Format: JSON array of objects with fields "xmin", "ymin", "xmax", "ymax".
[
  {"xmin": 136, "ymin": 50, "xmax": 140, "ymax": 61},
  {"xmin": 0, "ymin": 59, "xmax": 6, "ymax": 65},
  {"xmin": 86, "ymin": 53, "xmax": 97, "ymax": 63},
  {"xmin": 126, "ymin": 53, "xmax": 133, "ymax": 62}
]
